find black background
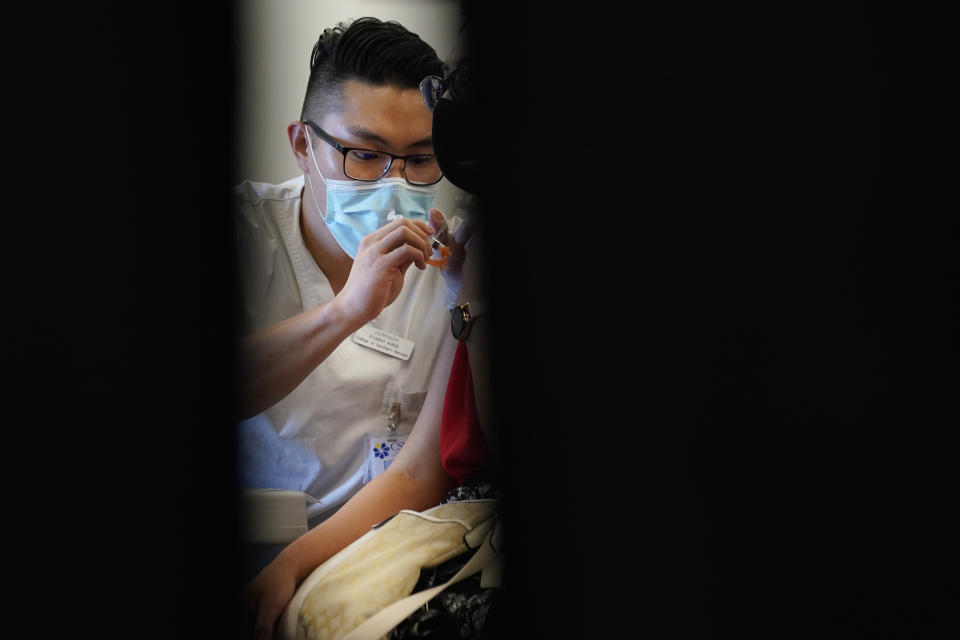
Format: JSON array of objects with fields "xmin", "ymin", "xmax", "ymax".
[{"xmin": 5, "ymin": 2, "xmax": 954, "ymax": 638}]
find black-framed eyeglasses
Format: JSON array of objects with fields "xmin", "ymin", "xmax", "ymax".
[
  {"xmin": 303, "ymin": 120, "xmax": 443, "ymax": 186},
  {"xmin": 419, "ymin": 66, "xmax": 475, "ymax": 112}
]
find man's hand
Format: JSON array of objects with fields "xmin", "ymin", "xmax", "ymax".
[{"xmin": 334, "ymin": 217, "xmax": 434, "ymax": 326}]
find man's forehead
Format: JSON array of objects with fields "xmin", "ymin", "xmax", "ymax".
[
  {"xmin": 338, "ymin": 78, "xmax": 429, "ymax": 114},
  {"xmin": 321, "ymin": 79, "xmax": 434, "ymax": 150}
]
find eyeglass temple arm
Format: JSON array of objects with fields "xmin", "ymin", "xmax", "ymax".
[{"xmin": 303, "ymin": 120, "xmax": 346, "ymax": 153}]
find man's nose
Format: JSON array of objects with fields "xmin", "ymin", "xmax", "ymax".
[{"xmin": 386, "ymin": 158, "xmax": 406, "ymax": 180}]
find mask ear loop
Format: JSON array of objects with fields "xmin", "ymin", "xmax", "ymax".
[{"xmin": 303, "ymin": 125, "xmax": 329, "ymax": 221}]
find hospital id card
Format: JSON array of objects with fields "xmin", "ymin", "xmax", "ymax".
[
  {"xmin": 362, "ymin": 434, "xmax": 407, "ymax": 484},
  {"xmin": 352, "ymin": 325, "xmax": 414, "ymax": 360}
]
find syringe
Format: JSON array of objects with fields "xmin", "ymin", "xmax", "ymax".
[{"xmin": 425, "ymin": 230, "xmax": 452, "ymax": 269}]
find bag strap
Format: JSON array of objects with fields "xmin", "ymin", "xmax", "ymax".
[{"xmin": 342, "ymin": 518, "xmax": 500, "ymax": 640}]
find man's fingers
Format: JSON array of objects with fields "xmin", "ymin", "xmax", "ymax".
[
  {"xmin": 373, "ymin": 224, "xmax": 431, "ymax": 265},
  {"xmin": 364, "ymin": 217, "xmax": 433, "ymax": 247},
  {"xmin": 411, "ymin": 215, "xmax": 436, "ymax": 236},
  {"xmin": 381, "ymin": 241, "xmax": 429, "ymax": 271}
]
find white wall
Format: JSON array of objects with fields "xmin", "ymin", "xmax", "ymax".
[{"xmin": 234, "ymin": 0, "xmax": 466, "ymax": 212}]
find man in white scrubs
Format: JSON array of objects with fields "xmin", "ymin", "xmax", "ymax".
[{"xmin": 233, "ymin": 18, "xmax": 456, "ymax": 539}]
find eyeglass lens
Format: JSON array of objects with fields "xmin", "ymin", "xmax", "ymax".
[{"xmin": 343, "ymin": 149, "xmax": 441, "ymax": 185}]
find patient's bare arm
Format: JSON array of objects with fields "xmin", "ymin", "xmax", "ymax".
[{"xmin": 245, "ymin": 331, "xmax": 459, "ymax": 640}]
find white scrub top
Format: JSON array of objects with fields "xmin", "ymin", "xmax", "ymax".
[{"xmin": 233, "ymin": 176, "xmax": 449, "ymax": 525}]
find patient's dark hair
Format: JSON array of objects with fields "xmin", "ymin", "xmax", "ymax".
[{"xmin": 300, "ymin": 17, "xmax": 443, "ymax": 121}]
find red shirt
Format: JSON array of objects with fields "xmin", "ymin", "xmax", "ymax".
[{"xmin": 440, "ymin": 341, "xmax": 491, "ymax": 485}]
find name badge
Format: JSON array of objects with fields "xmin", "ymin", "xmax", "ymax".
[
  {"xmin": 362, "ymin": 434, "xmax": 407, "ymax": 484},
  {"xmin": 352, "ymin": 325, "xmax": 415, "ymax": 361}
]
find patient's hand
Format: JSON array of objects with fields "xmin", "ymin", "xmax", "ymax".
[{"xmin": 247, "ymin": 556, "xmax": 298, "ymax": 640}]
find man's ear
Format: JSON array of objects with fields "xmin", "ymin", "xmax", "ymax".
[{"xmin": 288, "ymin": 121, "xmax": 311, "ymax": 173}]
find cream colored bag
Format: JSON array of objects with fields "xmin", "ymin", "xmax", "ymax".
[{"xmin": 278, "ymin": 499, "xmax": 502, "ymax": 640}]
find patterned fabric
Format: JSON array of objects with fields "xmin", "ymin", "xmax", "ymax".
[
  {"xmin": 440, "ymin": 480, "xmax": 500, "ymax": 504},
  {"xmin": 389, "ymin": 482, "xmax": 504, "ymax": 640}
]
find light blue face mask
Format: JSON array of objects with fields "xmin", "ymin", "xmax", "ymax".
[{"xmin": 304, "ymin": 128, "xmax": 438, "ymax": 259}]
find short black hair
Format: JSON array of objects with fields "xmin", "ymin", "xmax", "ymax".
[{"xmin": 300, "ymin": 17, "xmax": 443, "ymax": 121}]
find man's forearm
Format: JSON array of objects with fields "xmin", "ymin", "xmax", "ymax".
[{"xmin": 237, "ymin": 298, "xmax": 360, "ymax": 419}]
